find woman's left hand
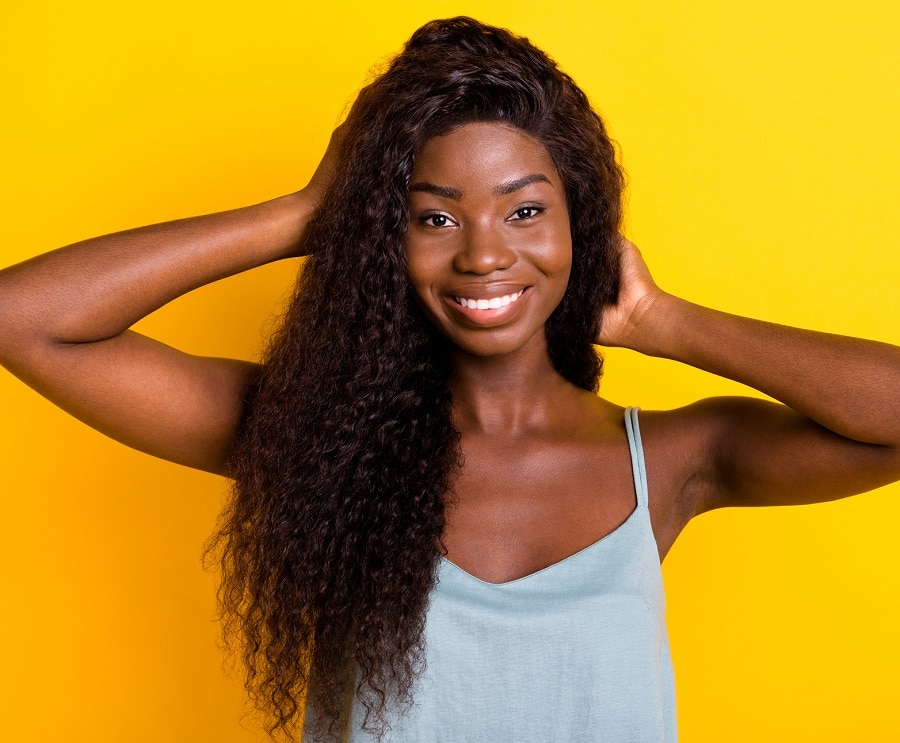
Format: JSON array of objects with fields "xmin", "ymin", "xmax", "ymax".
[
  {"xmin": 595, "ymin": 236, "xmax": 668, "ymax": 349},
  {"xmin": 595, "ymin": 238, "xmax": 900, "ymax": 519}
]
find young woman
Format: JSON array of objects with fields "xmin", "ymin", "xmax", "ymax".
[{"xmin": 1, "ymin": 16, "xmax": 898, "ymax": 743}]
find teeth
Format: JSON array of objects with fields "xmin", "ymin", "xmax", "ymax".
[{"xmin": 454, "ymin": 289, "xmax": 524, "ymax": 310}]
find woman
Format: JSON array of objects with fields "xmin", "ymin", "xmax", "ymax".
[{"xmin": 1, "ymin": 16, "xmax": 897, "ymax": 743}]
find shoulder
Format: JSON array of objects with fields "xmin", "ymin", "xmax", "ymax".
[
  {"xmin": 628, "ymin": 395, "xmax": 872, "ymax": 556},
  {"xmin": 627, "ymin": 398, "xmax": 753, "ymax": 557}
]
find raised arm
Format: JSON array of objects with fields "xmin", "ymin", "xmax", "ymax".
[
  {"xmin": 599, "ymin": 237, "xmax": 900, "ymax": 513},
  {"xmin": 0, "ymin": 126, "xmax": 343, "ymax": 476},
  {"xmin": 0, "ymin": 190, "xmax": 316, "ymax": 475}
]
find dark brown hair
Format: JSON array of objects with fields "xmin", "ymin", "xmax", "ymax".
[{"xmin": 206, "ymin": 16, "xmax": 624, "ymax": 742}]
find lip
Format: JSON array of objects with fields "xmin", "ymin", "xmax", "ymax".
[
  {"xmin": 446, "ymin": 282, "xmax": 530, "ymax": 301},
  {"xmin": 443, "ymin": 285, "xmax": 532, "ymax": 327}
]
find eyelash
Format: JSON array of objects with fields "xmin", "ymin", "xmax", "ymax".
[
  {"xmin": 419, "ymin": 213, "xmax": 454, "ymax": 228},
  {"xmin": 510, "ymin": 205, "xmax": 543, "ymax": 220},
  {"xmin": 417, "ymin": 205, "xmax": 544, "ymax": 228}
]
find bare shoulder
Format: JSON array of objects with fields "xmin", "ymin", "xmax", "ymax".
[
  {"xmin": 635, "ymin": 396, "xmax": 900, "ymax": 557},
  {"xmin": 630, "ymin": 400, "xmax": 736, "ymax": 558}
]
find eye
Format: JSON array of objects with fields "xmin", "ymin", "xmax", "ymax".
[
  {"xmin": 509, "ymin": 205, "xmax": 544, "ymax": 221},
  {"xmin": 419, "ymin": 213, "xmax": 455, "ymax": 228}
]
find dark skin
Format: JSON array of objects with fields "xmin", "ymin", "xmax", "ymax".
[
  {"xmin": 410, "ymin": 122, "xmax": 900, "ymax": 581},
  {"xmin": 1, "ymin": 122, "xmax": 899, "ymax": 586}
]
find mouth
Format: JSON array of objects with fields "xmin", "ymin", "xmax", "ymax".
[
  {"xmin": 443, "ymin": 286, "xmax": 532, "ymax": 327},
  {"xmin": 450, "ymin": 288, "xmax": 526, "ymax": 310}
]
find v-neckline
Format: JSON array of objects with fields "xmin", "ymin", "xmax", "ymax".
[{"xmin": 437, "ymin": 502, "xmax": 642, "ymax": 587}]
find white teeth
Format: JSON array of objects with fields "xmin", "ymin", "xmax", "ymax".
[{"xmin": 454, "ymin": 289, "xmax": 524, "ymax": 310}]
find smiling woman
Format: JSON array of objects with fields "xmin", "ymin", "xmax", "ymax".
[
  {"xmin": 212, "ymin": 21, "xmax": 640, "ymax": 738},
  {"xmin": 1, "ymin": 9, "xmax": 899, "ymax": 743}
]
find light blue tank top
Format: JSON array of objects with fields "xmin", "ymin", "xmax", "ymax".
[{"xmin": 305, "ymin": 407, "xmax": 677, "ymax": 742}]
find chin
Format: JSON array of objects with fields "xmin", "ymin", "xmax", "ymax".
[{"xmin": 444, "ymin": 326, "xmax": 547, "ymax": 359}]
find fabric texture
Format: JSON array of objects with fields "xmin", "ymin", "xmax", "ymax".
[{"xmin": 305, "ymin": 406, "xmax": 677, "ymax": 742}]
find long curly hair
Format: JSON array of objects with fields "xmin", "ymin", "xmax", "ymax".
[{"xmin": 206, "ymin": 16, "xmax": 624, "ymax": 742}]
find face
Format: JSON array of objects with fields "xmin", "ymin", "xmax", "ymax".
[{"xmin": 406, "ymin": 122, "xmax": 572, "ymax": 358}]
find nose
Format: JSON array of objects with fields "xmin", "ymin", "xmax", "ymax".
[{"xmin": 453, "ymin": 222, "xmax": 517, "ymax": 275}]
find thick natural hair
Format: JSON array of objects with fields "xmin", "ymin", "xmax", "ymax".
[{"xmin": 206, "ymin": 16, "xmax": 624, "ymax": 742}]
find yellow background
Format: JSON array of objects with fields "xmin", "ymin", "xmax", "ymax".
[{"xmin": 1, "ymin": 1, "xmax": 898, "ymax": 741}]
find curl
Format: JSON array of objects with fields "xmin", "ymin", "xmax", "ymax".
[{"xmin": 205, "ymin": 15, "xmax": 624, "ymax": 742}]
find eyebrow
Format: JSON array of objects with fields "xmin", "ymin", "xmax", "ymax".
[
  {"xmin": 408, "ymin": 173, "xmax": 553, "ymax": 201},
  {"xmin": 408, "ymin": 182, "xmax": 463, "ymax": 200},
  {"xmin": 494, "ymin": 173, "xmax": 552, "ymax": 196}
]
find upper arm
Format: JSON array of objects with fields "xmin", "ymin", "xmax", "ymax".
[
  {"xmin": 685, "ymin": 397, "xmax": 900, "ymax": 513},
  {"xmin": 3, "ymin": 330, "xmax": 261, "ymax": 476}
]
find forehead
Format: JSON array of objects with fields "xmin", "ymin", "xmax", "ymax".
[{"xmin": 410, "ymin": 122, "xmax": 560, "ymax": 190}]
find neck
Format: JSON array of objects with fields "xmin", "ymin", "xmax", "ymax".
[{"xmin": 448, "ymin": 331, "xmax": 578, "ymax": 435}]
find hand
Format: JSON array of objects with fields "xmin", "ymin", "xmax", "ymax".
[
  {"xmin": 303, "ymin": 122, "xmax": 347, "ymax": 206},
  {"xmin": 595, "ymin": 236, "xmax": 668, "ymax": 349}
]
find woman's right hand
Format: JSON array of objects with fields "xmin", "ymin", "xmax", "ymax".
[
  {"xmin": 0, "ymin": 182, "xmax": 322, "ymax": 476},
  {"xmin": 303, "ymin": 122, "xmax": 347, "ymax": 207}
]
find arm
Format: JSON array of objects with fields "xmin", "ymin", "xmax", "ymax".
[
  {"xmin": 0, "ymin": 190, "xmax": 315, "ymax": 476},
  {"xmin": 600, "ymin": 237, "xmax": 900, "ymax": 512},
  {"xmin": 0, "ymin": 121, "xmax": 346, "ymax": 476}
]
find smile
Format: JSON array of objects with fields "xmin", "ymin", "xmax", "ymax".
[
  {"xmin": 442, "ymin": 286, "xmax": 532, "ymax": 328},
  {"xmin": 452, "ymin": 289, "xmax": 525, "ymax": 310}
]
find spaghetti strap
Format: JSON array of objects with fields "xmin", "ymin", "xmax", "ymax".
[
  {"xmin": 624, "ymin": 407, "xmax": 649, "ymax": 508},
  {"xmin": 331, "ymin": 403, "xmax": 678, "ymax": 741}
]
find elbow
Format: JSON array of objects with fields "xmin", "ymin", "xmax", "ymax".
[{"xmin": 0, "ymin": 272, "xmax": 61, "ymax": 364}]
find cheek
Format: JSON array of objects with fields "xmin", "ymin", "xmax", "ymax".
[
  {"xmin": 551, "ymin": 218, "xmax": 574, "ymax": 280},
  {"xmin": 536, "ymin": 232, "xmax": 573, "ymax": 311},
  {"xmin": 405, "ymin": 231, "xmax": 454, "ymax": 293},
  {"xmin": 404, "ymin": 244, "xmax": 431, "ymax": 299},
  {"xmin": 551, "ymin": 240, "xmax": 574, "ymax": 276},
  {"xmin": 552, "ymin": 251, "xmax": 574, "ymax": 308},
  {"xmin": 404, "ymin": 243, "xmax": 447, "ymax": 327},
  {"xmin": 531, "ymin": 223, "xmax": 573, "ymax": 280}
]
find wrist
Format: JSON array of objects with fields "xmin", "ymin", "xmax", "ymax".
[
  {"xmin": 263, "ymin": 190, "xmax": 318, "ymax": 259},
  {"xmin": 621, "ymin": 291, "xmax": 691, "ymax": 359}
]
